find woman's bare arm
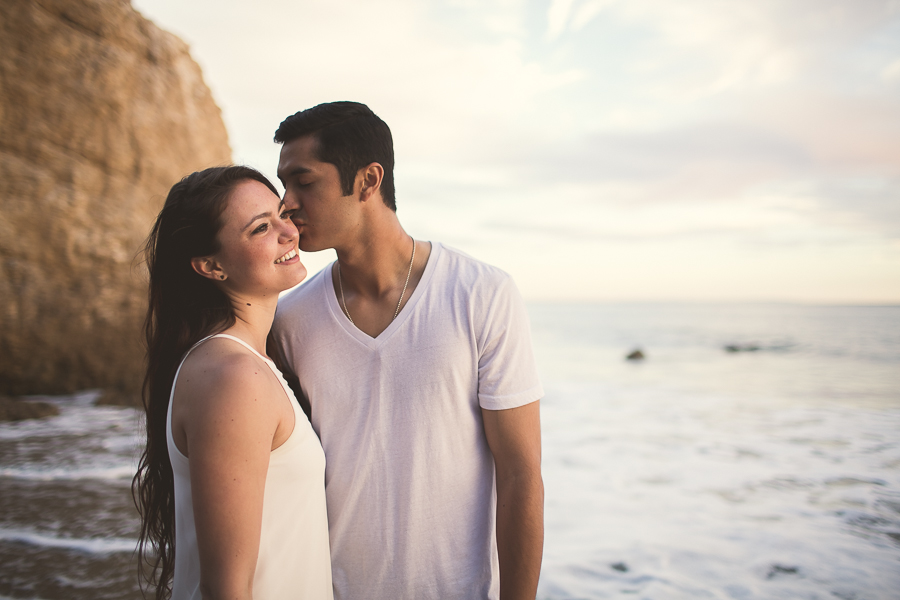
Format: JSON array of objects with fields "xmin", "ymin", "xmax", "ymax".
[{"xmin": 175, "ymin": 348, "xmax": 283, "ymax": 600}]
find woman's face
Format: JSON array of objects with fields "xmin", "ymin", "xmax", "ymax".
[{"xmin": 212, "ymin": 179, "xmax": 306, "ymax": 298}]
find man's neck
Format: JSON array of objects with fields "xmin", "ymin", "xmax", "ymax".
[
  {"xmin": 331, "ymin": 211, "xmax": 432, "ymax": 338},
  {"xmin": 335, "ymin": 215, "xmax": 413, "ymax": 298}
]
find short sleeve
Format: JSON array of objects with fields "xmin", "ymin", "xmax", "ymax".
[{"xmin": 476, "ymin": 274, "xmax": 544, "ymax": 410}]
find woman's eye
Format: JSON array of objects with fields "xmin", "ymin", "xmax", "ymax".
[
  {"xmin": 253, "ymin": 223, "xmax": 269, "ymax": 234},
  {"xmin": 280, "ymin": 209, "xmax": 296, "ymax": 220}
]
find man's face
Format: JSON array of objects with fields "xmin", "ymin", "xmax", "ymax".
[{"xmin": 277, "ymin": 135, "xmax": 356, "ymax": 253}]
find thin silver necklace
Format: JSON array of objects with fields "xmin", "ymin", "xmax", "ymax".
[{"xmin": 338, "ymin": 235, "xmax": 416, "ymax": 326}]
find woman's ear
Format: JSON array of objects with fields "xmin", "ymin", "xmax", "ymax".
[{"xmin": 191, "ymin": 256, "xmax": 227, "ymax": 281}]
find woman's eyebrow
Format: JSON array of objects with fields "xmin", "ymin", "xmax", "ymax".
[
  {"xmin": 242, "ymin": 211, "xmax": 272, "ymax": 231},
  {"xmin": 242, "ymin": 200, "xmax": 286, "ymax": 231}
]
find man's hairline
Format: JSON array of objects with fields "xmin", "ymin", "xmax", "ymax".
[
  {"xmin": 277, "ymin": 132, "xmax": 326, "ymax": 183},
  {"xmin": 278, "ymin": 131, "xmax": 387, "ymax": 192}
]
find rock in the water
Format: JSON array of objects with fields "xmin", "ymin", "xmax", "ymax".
[
  {"xmin": 724, "ymin": 344, "xmax": 760, "ymax": 353},
  {"xmin": 0, "ymin": 396, "xmax": 60, "ymax": 421},
  {"xmin": 0, "ymin": 0, "xmax": 231, "ymax": 398},
  {"xmin": 766, "ymin": 564, "xmax": 799, "ymax": 579},
  {"xmin": 626, "ymin": 349, "xmax": 645, "ymax": 360},
  {"xmin": 610, "ymin": 562, "xmax": 629, "ymax": 572}
]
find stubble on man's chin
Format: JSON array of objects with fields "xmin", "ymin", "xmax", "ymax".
[{"xmin": 297, "ymin": 238, "xmax": 330, "ymax": 255}]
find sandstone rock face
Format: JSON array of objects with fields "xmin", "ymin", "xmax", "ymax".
[{"xmin": 0, "ymin": 0, "xmax": 232, "ymax": 401}]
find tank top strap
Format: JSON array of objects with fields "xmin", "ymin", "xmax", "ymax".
[
  {"xmin": 205, "ymin": 333, "xmax": 273, "ymax": 363},
  {"xmin": 203, "ymin": 334, "xmax": 301, "ymax": 422},
  {"xmin": 169, "ymin": 333, "xmax": 275, "ymax": 415},
  {"xmin": 167, "ymin": 332, "xmax": 302, "ymax": 462},
  {"xmin": 203, "ymin": 334, "xmax": 304, "ymax": 455}
]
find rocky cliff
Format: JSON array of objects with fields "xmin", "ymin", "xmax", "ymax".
[{"xmin": 0, "ymin": 0, "xmax": 232, "ymax": 402}]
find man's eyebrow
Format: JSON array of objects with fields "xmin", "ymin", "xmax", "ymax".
[{"xmin": 279, "ymin": 166, "xmax": 312, "ymax": 179}]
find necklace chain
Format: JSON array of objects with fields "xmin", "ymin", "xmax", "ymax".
[{"xmin": 338, "ymin": 235, "xmax": 416, "ymax": 326}]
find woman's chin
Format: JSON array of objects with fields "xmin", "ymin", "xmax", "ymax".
[{"xmin": 284, "ymin": 264, "xmax": 308, "ymax": 290}]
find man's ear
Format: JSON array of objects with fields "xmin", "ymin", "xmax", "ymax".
[
  {"xmin": 358, "ymin": 162, "xmax": 384, "ymax": 202},
  {"xmin": 191, "ymin": 256, "xmax": 227, "ymax": 281}
]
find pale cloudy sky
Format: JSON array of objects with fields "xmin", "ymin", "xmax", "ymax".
[{"xmin": 132, "ymin": 0, "xmax": 900, "ymax": 302}]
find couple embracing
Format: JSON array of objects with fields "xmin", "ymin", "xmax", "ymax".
[{"xmin": 133, "ymin": 101, "xmax": 544, "ymax": 600}]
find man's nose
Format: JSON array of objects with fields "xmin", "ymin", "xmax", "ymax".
[{"xmin": 282, "ymin": 191, "xmax": 300, "ymax": 211}]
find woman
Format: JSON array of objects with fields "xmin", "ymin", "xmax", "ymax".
[{"xmin": 132, "ymin": 166, "xmax": 333, "ymax": 599}]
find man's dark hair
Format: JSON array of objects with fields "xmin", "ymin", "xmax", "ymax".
[{"xmin": 274, "ymin": 101, "xmax": 396, "ymax": 211}]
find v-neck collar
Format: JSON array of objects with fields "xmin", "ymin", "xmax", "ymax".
[{"xmin": 323, "ymin": 241, "xmax": 441, "ymax": 350}]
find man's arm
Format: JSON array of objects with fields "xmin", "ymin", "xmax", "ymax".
[{"xmin": 482, "ymin": 400, "xmax": 544, "ymax": 600}]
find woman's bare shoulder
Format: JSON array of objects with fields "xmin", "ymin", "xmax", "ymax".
[{"xmin": 176, "ymin": 337, "xmax": 279, "ymax": 415}]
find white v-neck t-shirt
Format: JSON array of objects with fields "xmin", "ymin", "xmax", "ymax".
[{"xmin": 272, "ymin": 242, "xmax": 543, "ymax": 600}]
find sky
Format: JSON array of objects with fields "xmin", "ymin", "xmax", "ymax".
[{"xmin": 131, "ymin": 0, "xmax": 900, "ymax": 303}]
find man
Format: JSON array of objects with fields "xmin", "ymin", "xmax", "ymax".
[{"xmin": 270, "ymin": 101, "xmax": 543, "ymax": 600}]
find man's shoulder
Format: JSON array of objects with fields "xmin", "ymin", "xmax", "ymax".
[
  {"xmin": 274, "ymin": 264, "xmax": 330, "ymax": 329},
  {"xmin": 281, "ymin": 264, "xmax": 328, "ymax": 303},
  {"xmin": 435, "ymin": 242, "xmax": 513, "ymax": 290}
]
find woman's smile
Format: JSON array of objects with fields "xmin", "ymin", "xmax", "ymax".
[{"xmin": 275, "ymin": 248, "xmax": 298, "ymax": 264}]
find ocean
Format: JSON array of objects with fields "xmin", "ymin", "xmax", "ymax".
[{"xmin": 1, "ymin": 303, "xmax": 898, "ymax": 599}]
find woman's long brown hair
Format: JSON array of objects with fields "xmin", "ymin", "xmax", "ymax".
[{"xmin": 132, "ymin": 166, "xmax": 280, "ymax": 599}]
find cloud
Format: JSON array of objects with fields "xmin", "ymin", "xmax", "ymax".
[
  {"xmin": 481, "ymin": 220, "xmax": 763, "ymax": 243},
  {"xmin": 884, "ymin": 57, "xmax": 900, "ymax": 81},
  {"xmin": 546, "ymin": 0, "xmax": 576, "ymax": 41},
  {"xmin": 132, "ymin": 0, "xmax": 900, "ymax": 300},
  {"xmin": 542, "ymin": 0, "xmax": 900, "ymax": 109},
  {"xmin": 509, "ymin": 122, "xmax": 812, "ymax": 187},
  {"xmin": 809, "ymin": 176, "xmax": 900, "ymax": 237},
  {"xmin": 134, "ymin": 0, "xmax": 586, "ymax": 171}
]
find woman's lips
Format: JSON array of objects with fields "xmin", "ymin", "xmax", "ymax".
[{"xmin": 274, "ymin": 248, "xmax": 298, "ymax": 264}]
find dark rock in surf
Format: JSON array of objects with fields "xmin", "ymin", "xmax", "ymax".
[
  {"xmin": 724, "ymin": 344, "xmax": 761, "ymax": 353},
  {"xmin": 626, "ymin": 349, "xmax": 645, "ymax": 360},
  {"xmin": 766, "ymin": 564, "xmax": 800, "ymax": 579},
  {"xmin": 610, "ymin": 562, "xmax": 629, "ymax": 572},
  {"xmin": 0, "ymin": 396, "xmax": 60, "ymax": 421}
]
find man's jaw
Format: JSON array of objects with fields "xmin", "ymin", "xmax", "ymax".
[{"xmin": 296, "ymin": 233, "xmax": 315, "ymax": 253}]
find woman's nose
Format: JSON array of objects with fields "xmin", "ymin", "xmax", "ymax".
[{"xmin": 279, "ymin": 219, "xmax": 298, "ymax": 241}]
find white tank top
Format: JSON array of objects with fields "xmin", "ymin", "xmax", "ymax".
[{"xmin": 166, "ymin": 334, "xmax": 333, "ymax": 599}]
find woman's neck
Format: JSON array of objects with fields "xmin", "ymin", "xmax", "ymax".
[{"xmin": 221, "ymin": 293, "xmax": 279, "ymax": 357}]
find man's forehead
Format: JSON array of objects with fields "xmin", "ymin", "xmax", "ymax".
[{"xmin": 278, "ymin": 135, "xmax": 320, "ymax": 170}]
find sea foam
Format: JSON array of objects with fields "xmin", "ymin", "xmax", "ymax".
[
  {"xmin": 0, "ymin": 464, "xmax": 135, "ymax": 481},
  {"xmin": 0, "ymin": 526, "xmax": 136, "ymax": 555}
]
